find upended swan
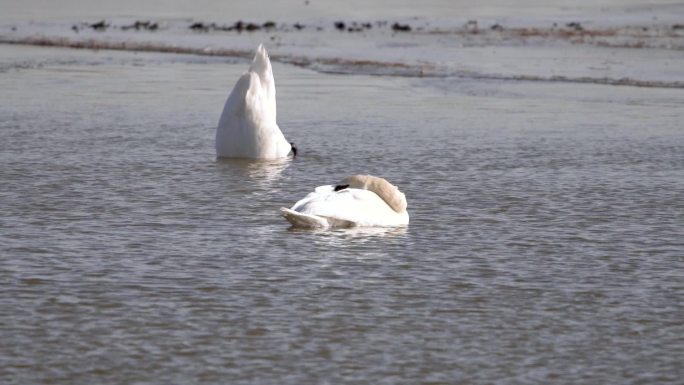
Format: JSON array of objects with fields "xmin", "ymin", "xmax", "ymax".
[
  {"xmin": 216, "ymin": 44, "xmax": 295, "ymax": 158},
  {"xmin": 281, "ymin": 175, "xmax": 409, "ymax": 228}
]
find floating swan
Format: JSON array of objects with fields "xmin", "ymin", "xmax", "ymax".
[
  {"xmin": 216, "ymin": 44, "xmax": 295, "ymax": 158},
  {"xmin": 281, "ymin": 175, "xmax": 409, "ymax": 228}
]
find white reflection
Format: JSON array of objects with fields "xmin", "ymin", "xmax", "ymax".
[
  {"xmin": 215, "ymin": 157, "xmax": 291, "ymax": 186},
  {"xmin": 288, "ymin": 225, "xmax": 408, "ymax": 244}
]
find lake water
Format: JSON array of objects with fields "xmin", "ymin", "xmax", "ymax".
[{"xmin": 1, "ymin": 2, "xmax": 684, "ymax": 384}]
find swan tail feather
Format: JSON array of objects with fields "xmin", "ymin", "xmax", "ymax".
[
  {"xmin": 280, "ymin": 208, "xmax": 358, "ymax": 229},
  {"xmin": 280, "ymin": 208, "xmax": 328, "ymax": 228}
]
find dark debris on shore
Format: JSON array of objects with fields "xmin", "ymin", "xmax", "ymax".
[
  {"xmin": 65, "ymin": 18, "xmax": 684, "ymax": 47},
  {"xmin": 72, "ymin": 20, "xmax": 159, "ymax": 33},
  {"xmin": 188, "ymin": 19, "xmax": 416, "ymax": 34},
  {"xmin": 121, "ymin": 20, "xmax": 159, "ymax": 31},
  {"xmin": 391, "ymin": 23, "xmax": 411, "ymax": 32},
  {"xmin": 68, "ymin": 19, "xmax": 415, "ymax": 34},
  {"xmin": 189, "ymin": 21, "xmax": 267, "ymax": 32}
]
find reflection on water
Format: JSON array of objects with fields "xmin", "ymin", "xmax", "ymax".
[
  {"xmin": 215, "ymin": 157, "xmax": 292, "ymax": 186},
  {"xmin": 288, "ymin": 225, "xmax": 408, "ymax": 242}
]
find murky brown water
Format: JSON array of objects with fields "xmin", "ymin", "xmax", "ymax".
[{"xmin": 1, "ymin": 45, "xmax": 683, "ymax": 384}]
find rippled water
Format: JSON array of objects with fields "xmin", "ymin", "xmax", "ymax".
[{"xmin": 1, "ymin": 45, "xmax": 683, "ymax": 384}]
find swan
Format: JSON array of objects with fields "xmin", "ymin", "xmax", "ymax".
[
  {"xmin": 281, "ymin": 175, "xmax": 409, "ymax": 228},
  {"xmin": 216, "ymin": 44, "xmax": 295, "ymax": 158}
]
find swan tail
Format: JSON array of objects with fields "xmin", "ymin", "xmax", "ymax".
[
  {"xmin": 250, "ymin": 44, "xmax": 270, "ymax": 74},
  {"xmin": 280, "ymin": 208, "xmax": 357, "ymax": 229},
  {"xmin": 250, "ymin": 44, "xmax": 275, "ymax": 98},
  {"xmin": 280, "ymin": 208, "xmax": 328, "ymax": 228}
]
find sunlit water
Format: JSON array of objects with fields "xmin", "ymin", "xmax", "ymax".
[{"xmin": 1, "ymin": 45, "xmax": 683, "ymax": 384}]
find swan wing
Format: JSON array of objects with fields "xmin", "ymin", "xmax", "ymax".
[{"xmin": 285, "ymin": 186, "xmax": 409, "ymax": 228}]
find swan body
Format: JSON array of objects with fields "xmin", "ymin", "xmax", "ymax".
[
  {"xmin": 281, "ymin": 175, "xmax": 409, "ymax": 228},
  {"xmin": 216, "ymin": 44, "xmax": 292, "ymax": 158}
]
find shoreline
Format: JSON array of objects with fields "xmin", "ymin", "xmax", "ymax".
[{"xmin": 2, "ymin": 37, "xmax": 683, "ymax": 90}]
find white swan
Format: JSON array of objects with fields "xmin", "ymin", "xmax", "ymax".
[
  {"xmin": 281, "ymin": 175, "xmax": 409, "ymax": 228},
  {"xmin": 216, "ymin": 44, "xmax": 294, "ymax": 158}
]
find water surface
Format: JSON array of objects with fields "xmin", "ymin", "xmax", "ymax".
[{"xmin": 1, "ymin": 44, "xmax": 683, "ymax": 384}]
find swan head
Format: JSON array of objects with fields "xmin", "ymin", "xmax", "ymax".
[{"xmin": 290, "ymin": 142, "xmax": 297, "ymax": 157}]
